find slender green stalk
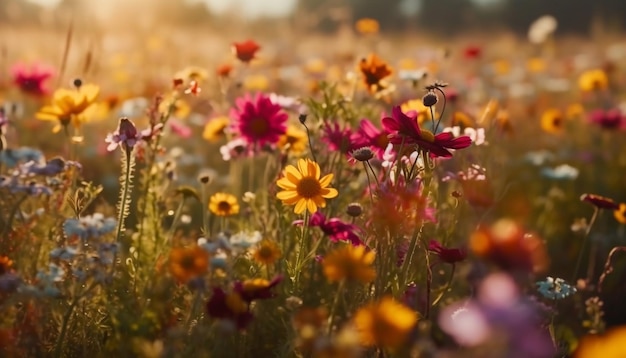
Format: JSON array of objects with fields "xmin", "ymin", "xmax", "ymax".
[
  {"xmin": 114, "ymin": 149, "xmax": 135, "ymax": 243},
  {"xmin": 53, "ymin": 282, "xmax": 98, "ymax": 358},
  {"xmin": 293, "ymin": 211, "xmax": 310, "ymax": 294},
  {"xmin": 572, "ymin": 208, "xmax": 599, "ymax": 282},
  {"xmin": 327, "ymin": 280, "xmax": 346, "ymax": 335}
]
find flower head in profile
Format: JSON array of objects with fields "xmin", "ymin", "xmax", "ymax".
[
  {"xmin": 209, "ymin": 192, "xmax": 240, "ymax": 217},
  {"xmin": 230, "ymin": 93, "xmax": 288, "ymax": 147},
  {"xmin": 352, "ymin": 297, "xmax": 418, "ymax": 349},
  {"xmin": 294, "ymin": 212, "xmax": 363, "ymax": 246},
  {"xmin": 351, "ymin": 118, "xmax": 390, "ymax": 158},
  {"xmin": 105, "ymin": 117, "xmax": 140, "ymax": 152},
  {"xmin": 11, "ymin": 62, "xmax": 55, "ymax": 96},
  {"xmin": 428, "ymin": 240, "xmax": 467, "ymax": 264},
  {"xmin": 276, "ymin": 159, "xmax": 338, "ymax": 214},
  {"xmin": 382, "ymin": 106, "xmax": 472, "ymax": 158},
  {"xmin": 323, "ymin": 244, "xmax": 375, "ymax": 283},
  {"xmin": 36, "ymin": 83, "xmax": 100, "ymax": 132},
  {"xmin": 358, "ymin": 54, "xmax": 393, "ymax": 93},
  {"xmin": 169, "ymin": 246, "xmax": 209, "ymax": 284},
  {"xmin": 580, "ymin": 193, "xmax": 619, "ymax": 210},
  {"xmin": 232, "ymin": 40, "xmax": 260, "ymax": 63}
]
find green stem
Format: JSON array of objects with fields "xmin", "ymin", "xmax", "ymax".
[
  {"xmin": 572, "ymin": 208, "xmax": 599, "ymax": 282},
  {"xmin": 53, "ymin": 282, "xmax": 98, "ymax": 358},
  {"xmin": 327, "ymin": 280, "xmax": 345, "ymax": 335},
  {"xmin": 293, "ymin": 211, "xmax": 310, "ymax": 294},
  {"xmin": 114, "ymin": 150, "xmax": 133, "ymax": 243}
]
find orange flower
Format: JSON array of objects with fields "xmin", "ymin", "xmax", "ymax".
[
  {"xmin": 169, "ymin": 246, "xmax": 209, "ymax": 283},
  {"xmin": 470, "ymin": 219, "xmax": 548, "ymax": 273},
  {"xmin": 358, "ymin": 54, "xmax": 393, "ymax": 93},
  {"xmin": 578, "ymin": 69, "xmax": 608, "ymax": 92},
  {"xmin": 355, "ymin": 18, "xmax": 380, "ymax": 35},
  {"xmin": 615, "ymin": 203, "xmax": 626, "ymax": 224},
  {"xmin": 540, "ymin": 108, "xmax": 564, "ymax": 134},
  {"xmin": 252, "ymin": 240, "xmax": 281, "ymax": 266},
  {"xmin": 352, "ymin": 297, "xmax": 418, "ymax": 349},
  {"xmin": 575, "ymin": 325, "xmax": 626, "ymax": 358},
  {"xmin": 216, "ymin": 63, "xmax": 233, "ymax": 78},
  {"xmin": 232, "ymin": 40, "xmax": 260, "ymax": 64},
  {"xmin": 0, "ymin": 256, "xmax": 13, "ymax": 275},
  {"xmin": 323, "ymin": 245, "xmax": 376, "ymax": 284}
]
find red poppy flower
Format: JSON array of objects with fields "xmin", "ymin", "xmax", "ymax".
[
  {"xmin": 428, "ymin": 240, "xmax": 467, "ymax": 264},
  {"xmin": 463, "ymin": 45, "xmax": 482, "ymax": 60},
  {"xmin": 232, "ymin": 40, "xmax": 260, "ymax": 63},
  {"xmin": 382, "ymin": 106, "xmax": 472, "ymax": 158}
]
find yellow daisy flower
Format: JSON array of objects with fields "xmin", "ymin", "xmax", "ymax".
[
  {"xmin": 355, "ymin": 18, "xmax": 380, "ymax": 35},
  {"xmin": 209, "ymin": 192, "xmax": 240, "ymax": 217},
  {"xmin": 277, "ymin": 125, "xmax": 308, "ymax": 154},
  {"xmin": 276, "ymin": 158, "xmax": 338, "ymax": 214},
  {"xmin": 540, "ymin": 108, "xmax": 564, "ymax": 134},
  {"xmin": 203, "ymin": 116, "xmax": 230, "ymax": 142},
  {"xmin": 401, "ymin": 99, "xmax": 436, "ymax": 124},
  {"xmin": 575, "ymin": 325, "xmax": 626, "ymax": 358},
  {"xmin": 352, "ymin": 297, "xmax": 418, "ymax": 349},
  {"xmin": 322, "ymin": 244, "xmax": 375, "ymax": 284},
  {"xmin": 252, "ymin": 240, "xmax": 282, "ymax": 266},
  {"xmin": 36, "ymin": 83, "xmax": 100, "ymax": 132},
  {"xmin": 578, "ymin": 69, "xmax": 608, "ymax": 92}
]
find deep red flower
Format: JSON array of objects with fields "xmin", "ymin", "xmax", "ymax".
[
  {"xmin": 588, "ymin": 109, "xmax": 625, "ymax": 130},
  {"xmin": 232, "ymin": 40, "xmax": 260, "ymax": 63},
  {"xmin": 580, "ymin": 193, "xmax": 620, "ymax": 210},
  {"xmin": 463, "ymin": 45, "xmax": 482, "ymax": 60},
  {"xmin": 11, "ymin": 62, "xmax": 54, "ymax": 96},
  {"xmin": 428, "ymin": 240, "xmax": 467, "ymax": 264},
  {"xmin": 230, "ymin": 93, "xmax": 288, "ymax": 147},
  {"xmin": 294, "ymin": 212, "xmax": 363, "ymax": 246},
  {"xmin": 234, "ymin": 275, "xmax": 283, "ymax": 302},
  {"xmin": 206, "ymin": 287, "xmax": 254, "ymax": 329},
  {"xmin": 382, "ymin": 106, "xmax": 472, "ymax": 158},
  {"xmin": 351, "ymin": 118, "xmax": 390, "ymax": 158}
]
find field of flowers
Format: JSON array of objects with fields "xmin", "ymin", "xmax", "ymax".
[{"xmin": 1, "ymin": 12, "xmax": 626, "ymax": 357}]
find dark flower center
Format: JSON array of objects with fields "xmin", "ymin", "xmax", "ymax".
[
  {"xmin": 248, "ymin": 117, "xmax": 269, "ymax": 136},
  {"xmin": 218, "ymin": 201, "xmax": 232, "ymax": 212},
  {"xmin": 297, "ymin": 177, "xmax": 322, "ymax": 199},
  {"xmin": 180, "ymin": 254, "xmax": 197, "ymax": 270}
]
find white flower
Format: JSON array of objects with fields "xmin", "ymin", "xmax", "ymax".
[{"xmin": 528, "ymin": 15, "xmax": 557, "ymax": 44}]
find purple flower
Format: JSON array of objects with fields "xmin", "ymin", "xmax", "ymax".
[
  {"xmin": 105, "ymin": 117, "xmax": 140, "ymax": 152},
  {"xmin": 294, "ymin": 212, "xmax": 363, "ymax": 245}
]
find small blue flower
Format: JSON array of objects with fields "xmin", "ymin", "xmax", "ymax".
[
  {"xmin": 536, "ymin": 276, "xmax": 576, "ymax": 300},
  {"xmin": 50, "ymin": 246, "xmax": 79, "ymax": 260},
  {"xmin": 63, "ymin": 213, "xmax": 117, "ymax": 241},
  {"xmin": 0, "ymin": 147, "xmax": 44, "ymax": 168}
]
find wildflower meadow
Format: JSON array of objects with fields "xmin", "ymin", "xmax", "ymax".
[{"xmin": 1, "ymin": 1, "xmax": 626, "ymax": 357}]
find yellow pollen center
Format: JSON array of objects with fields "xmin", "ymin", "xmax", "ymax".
[
  {"xmin": 420, "ymin": 129, "xmax": 435, "ymax": 143},
  {"xmin": 249, "ymin": 117, "xmax": 269, "ymax": 136},
  {"xmin": 297, "ymin": 177, "xmax": 322, "ymax": 199}
]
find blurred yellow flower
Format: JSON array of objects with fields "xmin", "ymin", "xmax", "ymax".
[
  {"xmin": 359, "ymin": 54, "xmax": 393, "ymax": 94},
  {"xmin": 492, "ymin": 59, "xmax": 511, "ymax": 75},
  {"xmin": 203, "ymin": 116, "xmax": 230, "ymax": 142},
  {"xmin": 304, "ymin": 58, "xmax": 327, "ymax": 75},
  {"xmin": 175, "ymin": 66, "xmax": 208, "ymax": 83},
  {"xmin": 277, "ymin": 125, "xmax": 308, "ymax": 154},
  {"xmin": 527, "ymin": 57, "xmax": 546, "ymax": 73},
  {"xmin": 578, "ymin": 69, "xmax": 608, "ymax": 92},
  {"xmin": 355, "ymin": 18, "xmax": 379, "ymax": 35},
  {"xmin": 614, "ymin": 203, "xmax": 626, "ymax": 224},
  {"xmin": 244, "ymin": 74, "xmax": 269, "ymax": 91},
  {"xmin": 36, "ymin": 83, "xmax": 100, "ymax": 133},
  {"xmin": 276, "ymin": 158, "xmax": 338, "ymax": 214},
  {"xmin": 401, "ymin": 99, "xmax": 436, "ymax": 124},
  {"xmin": 540, "ymin": 108, "xmax": 564, "ymax": 134},
  {"xmin": 209, "ymin": 192, "xmax": 240, "ymax": 217},
  {"xmin": 352, "ymin": 297, "xmax": 418, "ymax": 349},
  {"xmin": 252, "ymin": 240, "xmax": 281, "ymax": 266},
  {"xmin": 575, "ymin": 325, "xmax": 626, "ymax": 358},
  {"xmin": 451, "ymin": 111, "xmax": 474, "ymax": 129},
  {"xmin": 159, "ymin": 95, "xmax": 191, "ymax": 119},
  {"xmin": 323, "ymin": 245, "xmax": 375, "ymax": 284},
  {"xmin": 566, "ymin": 103, "xmax": 585, "ymax": 119}
]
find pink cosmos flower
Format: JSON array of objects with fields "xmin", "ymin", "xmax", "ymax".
[
  {"xmin": 11, "ymin": 62, "xmax": 55, "ymax": 96},
  {"xmin": 588, "ymin": 108, "xmax": 625, "ymax": 130},
  {"xmin": 351, "ymin": 118, "xmax": 391, "ymax": 158},
  {"xmin": 321, "ymin": 122, "xmax": 356, "ymax": 154},
  {"xmin": 230, "ymin": 93, "xmax": 287, "ymax": 148},
  {"xmin": 294, "ymin": 212, "xmax": 363, "ymax": 246},
  {"xmin": 382, "ymin": 106, "xmax": 472, "ymax": 158},
  {"xmin": 169, "ymin": 119, "xmax": 192, "ymax": 138}
]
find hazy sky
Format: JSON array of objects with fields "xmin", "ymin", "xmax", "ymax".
[{"xmin": 28, "ymin": 0, "xmax": 298, "ymax": 17}]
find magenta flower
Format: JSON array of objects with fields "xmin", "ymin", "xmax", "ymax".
[
  {"xmin": 588, "ymin": 109, "xmax": 625, "ymax": 130},
  {"xmin": 230, "ymin": 93, "xmax": 287, "ymax": 147},
  {"xmin": 294, "ymin": 212, "xmax": 363, "ymax": 245},
  {"xmin": 382, "ymin": 106, "xmax": 472, "ymax": 158},
  {"xmin": 11, "ymin": 62, "xmax": 54, "ymax": 96},
  {"xmin": 321, "ymin": 122, "xmax": 356, "ymax": 154},
  {"xmin": 351, "ymin": 118, "xmax": 391, "ymax": 158},
  {"xmin": 428, "ymin": 240, "xmax": 467, "ymax": 264}
]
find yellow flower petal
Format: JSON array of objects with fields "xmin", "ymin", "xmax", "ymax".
[{"xmin": 321, "ymin": 187, "xmax": 338, "ymax": 199}]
